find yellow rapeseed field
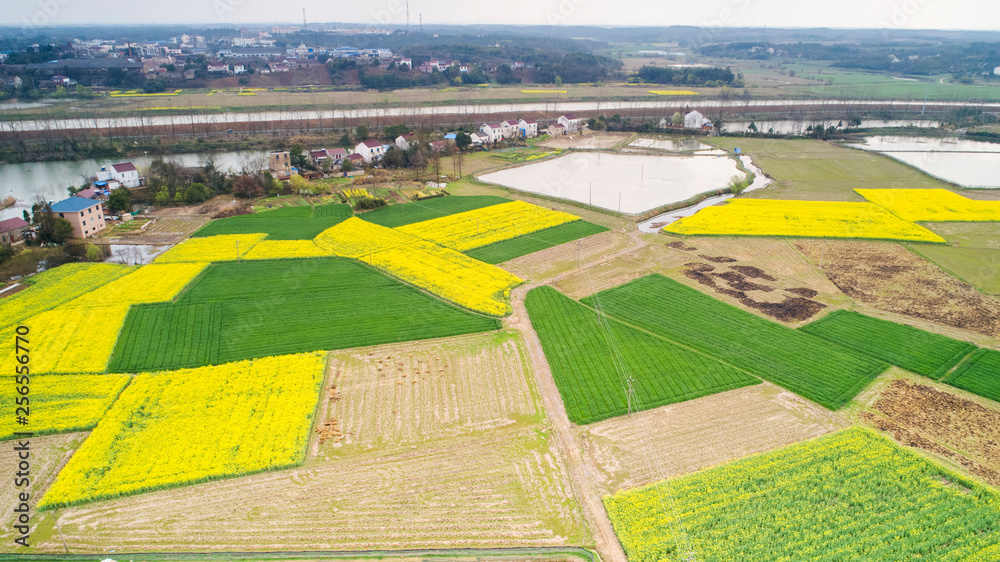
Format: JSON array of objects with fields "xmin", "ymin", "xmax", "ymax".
[
  {"xmin": 856, "ymin": 188, "xmax": 1000, "ymax": 222},
  {"xmin": 0, "ymin": 263, "xmax": 131, "ymax": 329},
  {"xmin": 1, "ymin": 306, "xmax": 131, "ymax": 374},
  {"xmin": 0, "ymin": 374, "xmax": 131, "ymax": 440},
  {"xmin": 242, "ymin": 240, "xmax": 332, "ymax": 260},
  {"xmin": 396, "ymin": 200, "xmax": 580, "ymax": 251},
  {"xmin": 343, "ymin": 188, "xmax": 372, "ymax": 199},
  {"xmin": 154, "ymin": 233, "xmax": 267, "ymax": 263},
  {"xmin": 313, "ymin": 217, "xmax": 419, "ymax": 258},
  {"xmin": 38, "ymin": 352, "xmax": 327, "ymax": 509},
  {"xmin": 58, "ymin": 262, "xmax": 209, "ymax": 308},
  {"xmin": 369, "ymin": 241, "xmax": 523, "ymax": 316},
  {"xmin": 664, "ymin": 199, "xmax": 946, "ymax": 243}
]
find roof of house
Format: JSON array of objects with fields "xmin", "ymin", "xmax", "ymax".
[
  {"xmin": 562, "ymin": 113, "xmax": 577, "ymax": 120},
  {"xmin": 359, "ymin": 139, "xmax": 383, "ymax": 149},
  {"xmin": 429, "ymin": 140, "xmax": 446, "ymax": 147},
  {"xmin": 309, "ymin": 150, "xmax": 329, "ymax": 158},
  {"xmin": 111, "ymin": 162, "xmax": 137, "ymax": 173},
  {"xmin": 0, "ymin": 217, "xmax": 29, "ymax": 232},
  {"xmin": 483, "ymin": 122, "xmax": 502, "ymax": 129},
  {"xmin": 328, "ymin": 148, "xmax": 347, "ymax": 156},
  {"xmin": 443, "ymin": 133, "xmax": 456, "ymax": 139},
  {"xmin": 520, "ymin": 118, "xmax": 537, "ymax": 124},
  {"xmin": 50, "ymin": 197, "xmax": 101, "ymax": 213},
  {"xmin": 398, "ymin": 133, "xmax": 416, "ymax": 140},
  {"xmin": 551, "ymin": 123, "xmax": 565, "ymax": 128},
  {"xmin": 77, "ymin": 187, "xmax": 102, "ymax": 199},
  {"xmin": 348, "ymin": 153, "xmax": 364, "ymax": 160}
]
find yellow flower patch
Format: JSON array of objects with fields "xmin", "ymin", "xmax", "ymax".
[
  {"xmin": 0, "ymin": 374, "xmax": 131, "ymax": 440},
  {"xmin": 38, "ymin": 352, "xmax": 327, "ymax": 509},
  {"xmin": 664, "ymin": 199, "xmax": 946, "ymax": 243},
  {"xmin": 856, "ymin": 188, "xmax": 1000, "ymax": 222},
  {"xmin": 368, "ymin": 241, "xmax": 523, "ymax": 316},
  {"xmin": 343, "ymin": 188, "xmax": 371, "ymax": 199},
  {"xmin": 154, "ymin": 234, "xmax": 267, "ymax": 263},
  {"xmin": 396, "ymin": 200, "xmax": 580, "ymax": 251},
  {"xmin": 0, "ymin": 263, "xmax": 131, "ymax": 330},
  {"xmin": 1, "ymin": 306, "xmax": 131, "ymax": 375},
  {"xmin": 242, "ymin": 240, "xmax": 332, "ymax": 260},
  {"xmin": 58, "ymin": 262, "xmax": 209, "ymax": 308},
  {"xmin": 313, "ymin": 217, "xmax": 419, "ymax": 258}
]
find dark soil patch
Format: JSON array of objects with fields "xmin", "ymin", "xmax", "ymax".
[
  {"xmin": 684, "ymin": 262, "xmax": 716, "ymax": 273},
  {"xmin": 699, "ymin": 255, "xmax": 738, "ymax": 264},
  {"xmin": 212, "ymin": 206, "xmax": 253, "ymax": 219},
  {"xmin": 666, "ymin": 241, "xmax": 698, "ymax": 252},
  {"xmin": 682, "ymin": 268, "xmax": 826, "ymax": 323},
  {"xmin": 786, "ymin": 287, "xmax": 819, "ymax": 298},
  {"xmin": 731, "ymin": 265, "xmax": 778, "ymax": 282},
  {"xmin": 714, "ymin": 271, "xmax": 774, "ymax": 293}
]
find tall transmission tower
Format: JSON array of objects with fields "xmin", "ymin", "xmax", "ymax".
[
  {"xmin": 302, "ymin": 8, "xmax": 307, "ymax": 30},
  {"xmin": 406, "ymin": 0, "xmax": 410, "ymax": 32},
  {"xmin": 420, "ymin": 13, "xmax": 423, "ymax": 33}
]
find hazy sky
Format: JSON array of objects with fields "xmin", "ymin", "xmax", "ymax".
[{"xmin": 6, "ymin": 0, "xmax": 1000, "ymax": 31}]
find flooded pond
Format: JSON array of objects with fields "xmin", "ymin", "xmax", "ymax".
[
  {"xmin": 0, "ymin": 150, "xmax": 266, "ymax": 221},
  {"xmin": 847, "ymin": 136, "xmax": 1000, "ymax": 189},
  {"xmin": 637, "ymin": 155, "xmax": 773, "ymax": 232},
  {"xmin": 721, "ymin": 119, "xmax": 940, "ymax": 135},
  {"xmin": 628, "ymin": 138, "xmax": 717, "ymax": 152},
  {"xmin": 104, "ymin": 244, "xmax": 169, "ymax": 265},
  {"xmin": 478, "ymin": 151, "xmax": 744, "ymax": 215}
]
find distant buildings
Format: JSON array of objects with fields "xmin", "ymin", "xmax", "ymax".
[{"xmin": 50, "ymin": 197, "xmax": 106, "ymax": 238}]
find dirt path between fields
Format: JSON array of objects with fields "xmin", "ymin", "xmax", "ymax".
[{"xmin": 502, "ymin": 229, "xmax": 648, "ymax": 562}]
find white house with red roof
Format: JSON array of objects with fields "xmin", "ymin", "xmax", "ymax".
[
  {"xmin": 547, "ymin": 123, "xmax": 566, "ymax": 136},
  {"xmin": 428, "ymin": 140, "xmax": 446, "ymax": 152},
  {"xmin": 327, "ymin": 148, "xmax": 347, "ymax": 164},
  {"xmin": 395, "ymin": 133, "xmax": 416, "ymax": 150},
  {"xmin": 557, "ymin": 114, "xmax": 580, "ymax": 133},
  {"xmin": 97, "ymin": 162, "xmax": 140, "ymax": 188},
  {"xmin": 500, "ymin": 120, "xmax": 519, "ymax": 139},
  {"xmin": 518, "ymin": 118, "xmax": 538, "ymax": 138},
  {"xmin": 479, "ymin": 123, "xmax": 504, "ymax": 143},
  {"xmin": 355, "ymin": 139, "xmax": 387, "ymax": 163},
  {"xmin": 208, "ymin": 63, "xmax": 230, "ymax": 73}
]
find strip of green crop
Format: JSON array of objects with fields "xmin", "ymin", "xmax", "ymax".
[
  {"xmin": 466, "ymin": 221, "xmax": 609, "ymax": 264},
  {"xmin": 525, "ymin": 286, "xmax": 759, "ymax": 424},
  {"xmin": 359, "ymin": 196, "xmax": 510, "ymax": 228},
  {"xmin": 581, "ymin": 275, "xmax": 888, "ymax": 410},
  {"xmin": 604, "ymin": 427, "xmax": 1000, "ymax": 562},
  {"xmin": 109, "ymin": 258, "xmax": 500, "ymax": 372},
  {"xmin": 943, "ymin": 348, "xmax": 1000, "ymax": 403},
  {"xmin": 800, "ymin": 310, "xmax": 977, "ymax": 379}
]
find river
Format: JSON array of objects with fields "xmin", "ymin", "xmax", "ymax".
[{"xmin": 0, "ymin": 150, "xmax": 266, "ymax": 221}]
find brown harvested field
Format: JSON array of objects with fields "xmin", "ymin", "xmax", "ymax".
[
  {"xmin": 316, "ymin": 332, "xmax": 541, "ymax": 458},
  {"xmin": 553, "ymin": 242, "xmax": 689, "ymax": 299},
  {"xmin": 501, "ymin": 230, "xmax": 636, "ymax": 284},
  {"xmin": 796, "ymin": 239, "xmax": 1000, "ymax": 338},
  {"xmin": 103, "ymin": 216, "xmax": 207, "ymax": 245},
  {"xmin": 538, "ymin": 132, "xmax": 633, "ymax": 150},
  {"xmin": 575, "ymin": 383, "xmax": 847, "ymax": 496},
  {"xmin": 0, "ymin": 433, "xmax": 87, "ymax": 548},
  {"xmin": 44, "ymin": 425, "xmax": 588, "ymax": 553},
  {"xmin": 857, "ymin": 376, "xmax": 1000, "ymax": 487}
]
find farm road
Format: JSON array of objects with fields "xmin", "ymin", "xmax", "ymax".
[{"xmin": 504, "ymin": 229, "xmax": 650, "ymax": 562}]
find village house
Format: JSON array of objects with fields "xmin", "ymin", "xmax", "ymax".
[
  {"xmin": 96, "ymin": 162, "xmax": 141, "ymax": 188},
  {"xmin": 518, "ymin": 118, "xmax": 538, "ymax": 138},
  {"xmin": 269, "ymin": 150, "xmax": 292, "ymax": 179},
  {"xmin": 50, "ymin": 197, "xmax": 106, "ymax": 239},
  {"xmin": 0, "ymin": 217, "xmax": 29, "ymax": 245},
  {"xmin": 684, "ymin": 110, "xmax": 713, "ymax": 129},
  {"xmin": 547, "ymin": 123, "xmax": 566, "ymax": 136},
  {"xmin": 309, "ymin": 149, "xmax": 332, "ymax": 168},
  {"xmin": 232, "ymin": 63, "xmax": 247, "ymax": 74},
  {"xmin": 395, "ymin": 133, "xmax": 416, "ymax": 150},
  {"xmin": 557, "ymin": 113, "xmax": 580, "ymax": 133},
  {"xmin": 207, "ymin": 63, "xmax": 229, "ymax": 73},
  {"xmin": 76, "ymin": 186, "xmax": 108, "ymax": 200},
  {"xmin": 325, "ymin": 148, "xmax": 347, "ymax": 166},
  {"xmin": 346, "ymin": 153, "xmax": 365, "ymax": 167},
  {"xmin": 269, "ymin": 61, "xmax": 291, "ymax": 72},
  {"xmin": 500, "ymin": 120, "xmax": 519, "ymax": 139},
  {"xmin": 480, "ymin": 123, "xmax": 504, "ymax": 143},
  {"xmin": 443, "ymin": 133, "xmax": 457, "ymax": 145},
  {"xmin": 355, "ymin": 139, "xmax": 387, "ymax": 163},
  {"xmin": 429, "ymin": 140, "xmax": 446, "ymax": 152},
  {"xmin": 469, "ymin": 132, "xmax": 487, "ymax": 145}
]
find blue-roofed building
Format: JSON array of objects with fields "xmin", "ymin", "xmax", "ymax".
[{"xmin": 50, "ymin": 197, "xmax": 106, "ymax": 238}]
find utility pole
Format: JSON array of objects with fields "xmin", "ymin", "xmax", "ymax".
[
  {"xmin": 302, "ymin": 8, "xmax": 307, "ymax": 30},
  {"xmin": 420, "ymin": 14, "xmax": 423, "ymax": 33},
  {"xmin": 406, "ymin": 0, "xmax": 410, "ymax": 32}
]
